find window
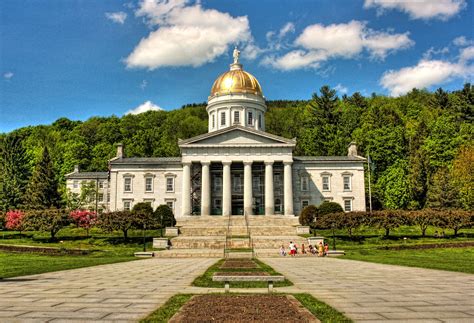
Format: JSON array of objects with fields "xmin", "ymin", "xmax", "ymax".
[
  {"xmin": 124, "ymin": 177, "xmax": 132, "ymax": 192},
  {"xmin": 98, "ymin": 181, "xmax": 104, "ymax": 189},
  {"xmin": 98, "ymin": 193, "xmax": 104, "ymax": 202},
  {"xmin": 234, "ymin": 111, "xmax": 240, "ymax": 124},
  {"xmin": 247, "ymin": 111, "xmax": 253, "ymax": 125},
  {"xmin": 73, "ymin": 180, "xmax": 78, "ymax": 189},
  {"xmin": 145, "ymin": 177, "xmax": 153, "ymax": 192},
  {"xmin": 166, "ymin": 177, "xmax": 174, "ymax": 192},
  {"xmin": 214, "ymin": 199, "xmax": 222, "ymax": 208},
  {"xmin": 166, "ymin": 200, "xmax": 174, "ymax": 211},
  {"xmin": 343, "ymin": 175, "xmax": 351, "ymax": 191},
  {"xmin": 344, "ymin": 199, "xmax": 352, "ymax": 212},
  {"xmin": 214, "ymin": 176, "xmax": 222, "ymax": 192},
  {"xmin": 233, "ymin": 174, "xmax": 242, "ymax": 192},
  {"xmin": 324, "ymin": 197, "xmax": 333, "ymax": 202},
  {"xmin": 322, "ymin": 176, "xmax": 330, "ymax": 191},
  {"xmin": 275, "ymin": 198, "xmax": 282, "ymax": 213},
  {"xmin": 123, "ymin": 200, "xmax": 132, "ymax": 211},
  {"xmin": 258, "ymin": 114, "xmax": 262, "ymax": 128},
  {"xmin": 301, "ymin": 176, "xmax": 309, "ymax": 191},
  {"xmin": 212, "ymin": 114, "xmax": 215, "ymax": 128},
  {"xmin": 221, "ymin": 111, "xmax": 226, "ymax": 126},
  {"xmin": 302, "ymin": 200, "xmax": 309, "ymax": 208}
]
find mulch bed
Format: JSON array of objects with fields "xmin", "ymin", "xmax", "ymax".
[
  {"xmin": 220, "ymin": 259, "xmax": 259, "ymax": 269},
  {"xmin": 0, "ymin": 244, "xmax": 91, "ymax": 255},
  {"xmin": 378, "ymin": 241, "xmax": 474, "ymax": 250},
  {"xmin": 169, "ymin": 295, "xmax": 319, "ymax": 323},
  {"xmin": 214, "ymin": 272, "xmax": 269, "ymax": 276}
]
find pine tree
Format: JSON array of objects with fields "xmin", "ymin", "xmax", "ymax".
[
  {"xmin": 25, "ymin": 146, "xmax": 61, "ymax": 209},
  {"xmin": 0, "ymin": 133, "xmax": 30, "ymax": 211}
]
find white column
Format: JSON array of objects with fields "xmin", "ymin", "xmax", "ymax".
[
  {"xmin": 201, "ymin": 162, "xmax": 211, "ymax": 216},
  {"xmin": 222, "ymin": 161, "xmax": 232, "ymax": 216},
  {"xmin": 284, "ymin": 161, "xmax": 294, "ymax": 216},
  {"xmin": 181, "ymin": 162, "xmax": 192, "ymax": 216},
  {"xmin": 244, "ymin": 161, "xmax": 253, "ymax": 216},
  {"xmin": 265, "ymin": 161, "xmax": 274, "ymax": 216}
]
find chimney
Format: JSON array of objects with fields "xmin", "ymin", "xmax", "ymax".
[
  {"xmin": 116, "ymin": 143, "xmax": 124, "ymax": 159},
  {"xmin": 348, "ymin": 142, "xmax": 358, "ymax": 157},
  {"xmin": 74, "ymin": 165, "xmax": 79, "ymax": 173}
]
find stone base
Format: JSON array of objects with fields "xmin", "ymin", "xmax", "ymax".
[
  {"xmin": 326, "ymin": 250, "xmax": 345, "ymax": 256},
  {"xmin": 296, "ymin": 226, "xmax": 310, "ymax": 235},
  {"xmin": 134, "ymin": 251, "xmax": 155, "ymax": 257},
  {"xmin": 165, "ymin": 227, "xmax": 179, "ymax": 237},
  {"xmin": 153, "ymin": 238, "xmax": 169, "ymax": 249}
]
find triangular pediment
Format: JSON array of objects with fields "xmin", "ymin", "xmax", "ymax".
[{"xmin": 179, "ymin": 126, "xmax": 295, "ymax": 146}]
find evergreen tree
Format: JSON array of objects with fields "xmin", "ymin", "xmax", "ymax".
[
  {"xmin": 0, "ymin": 133, "xmax": 30, "ymax": 211},
  {"xmin": 25, "ymin": 146, "xmax": 61, "ymax": 209},
  {"xmin": 426, "ymin": 167, "xmax": 459, "ymax": 209}
]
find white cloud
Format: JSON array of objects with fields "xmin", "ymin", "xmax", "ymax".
[
  {"xmin": 263, "ymin": 20, "xmax": 413, "ymax": 70},
  {"xmin": 126, "ymin": 101, "xmax": 163, "ymax": 115},
  {"xmin": 460, "ymin": 46, "xmax": 474, "ymax": 62},
  {"xmin": 453, "ymin": 36, "xmax": 474, "ymax": 47},
  {"xmin": 423, "ymin": 46, "xmax": 450, "ymax": 60},
  {"xmin": 126, "ymin": 0, "xmax": 254, "ymax": 69},
  {"xmin": 105, "ymin": 11, "xmax": 127, "ymax": 24},
  {"xmin": 380, "ymin": 59, "xmax": 473, "ymax": 96},
  {"xmin": 364, "ymin": 0, "xmax": 466, "ymax": 20},
  {"xmin": 334, "ymin": 83, "xmax": 348, "ymax": 94},
  {"xmin": 3, "ymin": 72, "xmax": 13, "ymax": 79},
  {"xmin": 140, "ymin": 80, "xmax": 148, "ymax": 90},
  {"xmin": 279, "ymin": 22, "xmax": 295, "ymax": 38}
]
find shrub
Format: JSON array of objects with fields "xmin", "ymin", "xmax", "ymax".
[
  {"xmin": 409, "ymin": 209, "xmax": 435, "ymax": 237},
  {"xmin": 154, "ymin": 205, "xmax": 176, "ymax": 236},
  {"xmin": 24, "ymin": 208, "xmax": 70, "ymax": 240},
  {"xmin": 434, "ymin": 209, "xmax": 472, "ymax": 236},
  {"xmin": 299, "ymin": 205, "xmax": 317, "ymax": 226},
  {"xmin": 341, "ymin": 211, "xmax": 366, "ymax": 238},
  {"xmin": 70, "ymin": 210, "xmax": 98, "ymax": 237},
  {"xmin": 318, "ymin": 201, "xmax": 343, "ymax": 216},
  {"xmin": 132, "ymin": 202, "xmax": 156, "ymax": 229},
  {"xmin": 370, "ymin": 210, "xmax": 405, "ymax": 237},
  {"xmin": 98, "ymin": 211, "xmax": 135, "ymax": 240},
  {"xmin": 5, "ymin": 210, "xmax": 26, "ymax": 233}
]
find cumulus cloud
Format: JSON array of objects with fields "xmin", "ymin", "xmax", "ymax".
[
  {"xmin": 126, "ymin": 0, "xmax": 255, "ymax": 69},
  {"xmin": 364, "ymin": 0, "xmax": 466, "ymax": 20},
  {"xmin": 126, "ymin": 101, "xmax": 163, "ymax": 115},
  {"xmin": 263, "ymin": 20, "xmax": 413, "ymax": 70},
  {"xmin": 334, "ymin": 83, "xmax": 348, "ymax": 94},
  {"xmin": 460, "ymin": 46, "xmax": 474, "ymax": 62},
  {"xmin": 105, "ymin": 11, "xmax": 127, "ymax": 24},
  {"xmin": 453, "ymin": 36, "xmax": 474, "ymax": 47},
  {"xmin": 3, "ymin": 72, "xmax": 14, "ymax": 79}
]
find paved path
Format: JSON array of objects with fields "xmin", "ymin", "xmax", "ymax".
[
  {"xmin": 0, "ymin": 258, "xmax": 217, "ymax": 322},
  {"xmin": 263, "ymin": 257, "xmax": 474, "ymax": 322}
]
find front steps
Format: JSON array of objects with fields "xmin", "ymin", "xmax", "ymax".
[{"xmin": 155, "ymin": 215, "xmax": 307, "ymax": 258}]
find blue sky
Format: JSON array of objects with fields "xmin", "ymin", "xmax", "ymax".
[{"xmin": 1, "ymin": 0, "xmax": 473, "ymax": 133}]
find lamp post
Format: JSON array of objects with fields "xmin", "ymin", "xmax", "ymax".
[
  {"xmin": 332, "ymin": 224, "xmax": 337, "ymax": 251},
  {"xmin": 143, "ymin": 223, "xmax": 147, "ymax": 252}
]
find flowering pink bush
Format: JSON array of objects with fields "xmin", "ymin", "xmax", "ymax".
[
  {"xmin": 5, "ymin": 210, "xmax": 25, "ymax": 232},
  {"xmin": 70, "ymin": 210, "xmax": 97, "ymax": 236}
]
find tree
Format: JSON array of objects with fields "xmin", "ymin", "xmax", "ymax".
[
  {"xmin": 451, "ymin": 144, "xmax": 474, "ymax": 210},
  {"xmin": 426, "ymin": 167, "xmax": 458, "ymax": 209},
  {"xmin": 5, "ymin": 210, "xmax": 26, "ymax": 234},
  {"xmin": 70, "ymin": 210, "xmax": 97, "ymax": 237},
  {"xmin": 376, "ymin": 159, "xmax": 411, "ymax": 209},
  {"xmin": 341, "ymin": 212, "xmax": 366, "ymax": 238},
  {"xmin": 299, "ymin": 205, "xmax": 317, "ymax": 226},
  {"xmin": 132, "ymin": 202, "xmax": 155, "ymax": 228},
  {"xmin": 370, "ymin": 210, "xmax": 405, "ymax": 237},
  {"xmin": 24, "ymin": 146, "xmax": 61, "ymax": 209},
  {"xmin": 0, "ymin": 133, "xmax": 30, "ymax": 211},
  {"xmin": 24, "ymin": 208, "xmax": 70, "ymax": 240},
  {"xmin": 318, "ymin": 201, "xmax": 343, "ymax": 216},
  {"xmin": 409, "ymin": 209, "xmax": 435, "ymax": 237},
  {"xmin": 434, "ymin": 209, "xmax": 471, "ymax": 237},
  {"xmin": 98, "ymin": 211, "xmax": 135, "ymax": 240},
  {"xmin": 154, "ymin": 205, "xmax": 176, "ymax": 237}
]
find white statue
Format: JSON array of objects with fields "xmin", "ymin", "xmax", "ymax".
[{"xmin": 233, "ymin": 46, "xmax": 240, "ymax": 64}]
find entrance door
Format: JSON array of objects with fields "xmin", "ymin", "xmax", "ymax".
[{"xmin": 231, "ymin": 163, "xmax": 244, "ymax": 215}]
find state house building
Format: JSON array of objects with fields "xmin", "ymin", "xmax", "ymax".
[{"xmin": 66, "ymin": 52, "xmax": 366, "ymax": 218}]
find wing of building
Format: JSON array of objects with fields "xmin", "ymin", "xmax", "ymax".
[{"xmin": 66, "ymin": 55, "xmax": 366, "ymax": 216}]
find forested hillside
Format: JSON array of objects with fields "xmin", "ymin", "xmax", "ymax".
[{"xmin": 1, "ymin": 85, "xmax": 473, "ymax": 212}]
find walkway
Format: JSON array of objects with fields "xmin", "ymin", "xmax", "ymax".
[
  {"xmin": 0, "ymin": 258, "xmax": 217, "ymax": 322},
  {"xmin": 263, "ymin": 257, "xmax": 474, "ymax": 322}
]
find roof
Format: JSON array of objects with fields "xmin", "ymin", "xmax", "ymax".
[
  {"xmin": 110, "ymin": 157, "xmax": 182, "ymax": 165},
  {"xmin": 66, "ymin": 172, "xmax": 108, "ymax": 179},
  {"xmin": 293, "ymin": 156, "xmax": 366, "ymax": 162},
  {"xmin": 178, "ymin": 125, "xmax": 296, "ymax": 146}
]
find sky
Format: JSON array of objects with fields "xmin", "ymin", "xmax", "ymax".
[{"xmin": 1, "ymin": 0, "xmax": 473, "ymax": 133}]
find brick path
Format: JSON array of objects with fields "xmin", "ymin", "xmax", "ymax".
[
  {"xmin": 0, "ymin": 258, "xmax": 216, "ymax": 322},
  {"xmin": 263, "ymin": 257, "xmax": 474, "ymax": 322}
]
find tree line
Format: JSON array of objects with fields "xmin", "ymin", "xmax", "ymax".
[{"xmin": 0, "ymin": 84, "xmax": 473, "ymax": 212}]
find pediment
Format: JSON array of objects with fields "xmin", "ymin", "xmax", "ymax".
[{"xmin": 179, "ymin": 126, "xmax": 295, "ymax": 146}]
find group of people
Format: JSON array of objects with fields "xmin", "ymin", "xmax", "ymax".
[{"xmin": 280, "ymin": 241, "xmax": 328, "ymax": 257}]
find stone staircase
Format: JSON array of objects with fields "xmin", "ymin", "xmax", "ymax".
[{"xmin": 154, "ymin": 215, "xmax": 308, "ymax": 258}]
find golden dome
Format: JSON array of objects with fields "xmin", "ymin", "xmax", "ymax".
[{"xmin": 210, "ymin": 65, "xmax": 263, "ymax": 97}]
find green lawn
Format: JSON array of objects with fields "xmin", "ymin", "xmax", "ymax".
[
  {"xmin": 192, "ymin": 258, "xmax": 293, "ymax": 288},
  {"xmin": 344, "ymin": 247, "xmax": 474, "ymax": 274}
]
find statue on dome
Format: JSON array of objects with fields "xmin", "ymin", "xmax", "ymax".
[{"xmin": 233, "ymin": 46, "xmax": 240, "ymax": 64}]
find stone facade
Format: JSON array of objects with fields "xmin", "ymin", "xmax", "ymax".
[{"xmin": 65, "ymin": 57, "xmax": 366, "ymax": 217}]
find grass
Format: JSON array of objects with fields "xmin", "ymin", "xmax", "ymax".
[
  {"xmin": 192, "ymin": 258, "xmax": 293, "ymax": 288},
  {"xmin": 0, "ymin": 251, "xmax": 136, "ymax": 279},
  {"xmin": 0, "ymin": 227, "xmax": 166, "ymax": 278},
  {"xmin": 344, "ymin": 247, "xmax": 474, "ymax": 274},
  {"xmin": 225, "ymin": 248, "xmax": 253, "ymax": 252},
  {"xmin": 140, "ymin": 294, "xmax": 193, "ymax": 323},
  {"xmin": 141, "ymin": 293, "xmax": 351, "ymax": 323},
  {"xmin": 293, "ymin": 293, "xmax": 353, "ymax": 323}
]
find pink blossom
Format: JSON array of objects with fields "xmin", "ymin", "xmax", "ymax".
[
  {"xmin": 70, "ymin": 210, "xmax": 97, "ymax": 229},
  {"xmin": 5, "ymin": 210, "xmax": 25, "ymax": 231}
]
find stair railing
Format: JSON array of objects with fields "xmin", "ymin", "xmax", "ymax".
[
  {"xmin": 244, "ymin": 211, "xmax": 254, "ymax": 258},
  {"xmin": 224, "ymin": 211, "xmax": 231, "ymax": 258}
]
